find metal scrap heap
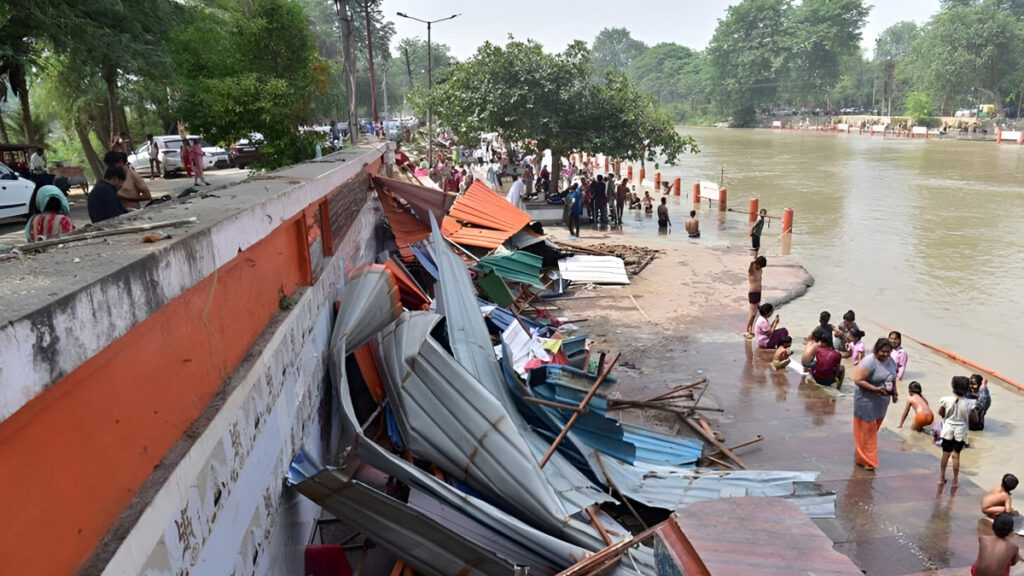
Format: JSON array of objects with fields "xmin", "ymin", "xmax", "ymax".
[{"xmin": 286, "ymin": 176, "xmax": 838, "ymax": 575}]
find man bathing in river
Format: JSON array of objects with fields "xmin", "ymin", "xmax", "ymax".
[
  {"xmin": 685, "ymin": 210, "xmax": 700, "ymax": 238},
  {"xmin": 972, "ymin": 513, "xmax": 1021, "ymax": 576},
  {"xmin": 744, "ymin": 256, "xmax": 767, "ymax": 338}
]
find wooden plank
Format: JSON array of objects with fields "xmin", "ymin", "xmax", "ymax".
[
  {"xmin": 539, "ymin": 352, "xmax": 620, "ymax": 468},
  {"xmin": 708, "ymin": 435, "xmax": 764, "ymax": 459},
  {"xmin": 555, "ymin": 522, "xmax": 663, "ymax": 576},
  {"xmin": 586, "ymin": 506, "xmax": 614, "ymax": 546},
  {"xmin": 683, "ymin": 417, "xmax": 747, "ymax": 470}
]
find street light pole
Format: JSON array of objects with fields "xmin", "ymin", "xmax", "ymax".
[{"xmin": 396, "ymin": 11, "xmax": 459, "ymax": 168}]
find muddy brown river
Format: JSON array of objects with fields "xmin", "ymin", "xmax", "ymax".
[{"xmin": 612, "ymin": 126, "xmax": 1024, "ymax": 490}]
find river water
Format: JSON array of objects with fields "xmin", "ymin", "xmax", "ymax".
[{"xmin": 614, "ymin": 126, "xmax": 1024, "ymax": 489}]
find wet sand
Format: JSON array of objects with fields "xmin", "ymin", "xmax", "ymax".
[{"xmin": 549, "ymin": 226, "xmax": 1024, "ymax": 575}]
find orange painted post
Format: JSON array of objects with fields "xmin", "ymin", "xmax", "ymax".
[
  {"xmin": 782, "ymin": 208, "xmax": 793, "ymax": 234},
  {"xmin": 654, "ymin": 172, "xmax": 661, "ymax": 191},
  {"xmin": 673, "ymin": 177, "xmax": 681, "ymax": 196},
  {"xmin": 639, "ymin": 167, "xmax": 645, "ymax": 182},
  {"xmin": 693, "ymin": 182, "xmax": 700, "ymax": 204},
  {"xmin": 859, "ymin": 125, "xmax": 863, "ymax": 135},
  {"xmin": 749, "ymin": 197, "xmax": 758, "ymax": 223},
  {"xmin": 604, "ymin": 156, "xmax": 609, "ymax": 172},
  {"xmin": 997, "ymin": 128, "xmax": 1002, "ymax": 144},
  {"xmin": 627, "ymin": 165, "xmax": 633, "ymax": 182},
  {"xmin": 719, "ymin": 187, "xmax": 727, "ymax": 211}
]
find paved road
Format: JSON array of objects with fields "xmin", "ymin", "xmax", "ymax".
[{"xmin": 0, "ymin": 168, "xmax": 250, "ymax": 245}]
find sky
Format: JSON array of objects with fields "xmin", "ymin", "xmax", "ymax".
[{"xmin": 384, "ymin": 0, "xmax": 941, "ymax": 60}]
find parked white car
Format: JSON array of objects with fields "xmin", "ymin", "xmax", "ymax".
[
  {"xmin": 0, "ymin": 161, "xmax": 37, "ymax": 220},
  {"xmin": 129, "ymin": 135, "xmax": 184, "ymax": 176},
  {"xmin": 129, "ymin": 135, "xmax": 231, "ymax": 176}
]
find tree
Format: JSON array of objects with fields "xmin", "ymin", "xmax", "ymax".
[
  {"xmin": 706, "ymin": 0, "xmax": 794, "ymax": 125},
  {"xmin": 903, "ymin": 92, "xmax": 935, "ymax": 123},
  {"xmin": 873, "ymin": 21, "xmax": 920, "ymax": 114},
  {"xmin": 901, "ymin": 0, "xmax": 1024, "ymax": 115},
  {"xmin": 785, "ymin": 0, "xmax": 870, "ymax": 109},
  {"xmin": 171, "ymin": 0, "xmax": 328, "ymax": 167},
  {"xmin": 626, "ymin": 43, "xmax": 705, "ymax": 122},
  {"xmin": 430, "ymin": 40, "xmax": 696, "ymax": 193},
  {"xmin": 591, "ymin": 28, "xmax": 647, "ymax": 77},
  {"xmin": 388, "ymin": 37, "xmax": 453, "ymax": 112}
]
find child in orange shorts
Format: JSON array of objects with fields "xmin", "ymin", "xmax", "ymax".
[{"xmin": 898, "ymin": 381, "xmax": 934, "ymax": 431}]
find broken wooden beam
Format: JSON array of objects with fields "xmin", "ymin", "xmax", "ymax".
[
  {"xmin": 683, "ymin": 416, "xmax": 747, "ymax": 470},
  {"xmin": 708, "ymin": 435, "xmax": 764, "ymax": 459},
  {"xmin": 539, "ymin": 352, "xmax": 620, "ymax": 468},
  {"xmin": 585, "ymin": 506, "xmax": 614, "ymax": 546},
  {"xmin": 555, "ymin": 521, "xmax": 662, "ymax": 576}
]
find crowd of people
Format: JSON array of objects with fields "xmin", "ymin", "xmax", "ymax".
[{"xmin": 744, "ymin": 223, "xmax": 1017, "ymax": 575}]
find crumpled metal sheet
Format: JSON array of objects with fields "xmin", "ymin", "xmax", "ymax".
[
  {"xmin": 375, "ymin": 309, "xmax": 569, "ymax": 526},
  {"xmin": 323, "ymin": 265, "xmax": 637, "ymax": 569},
  {"xmin": 593, "ymin": 453, "xmax": 836, "ymax": 519},
  {"xmin": 287, "ymin": 451, "xmax": 518, "ymax": 576}
]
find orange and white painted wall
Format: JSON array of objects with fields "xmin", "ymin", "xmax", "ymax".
[{"xmin": 0, "ymin": 144, "xmax": 388, "ymax": 575}]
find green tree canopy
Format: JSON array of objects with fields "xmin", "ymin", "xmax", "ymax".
[
  {"xmin": 626, "ymin": 43, "xmax": 705, "ymax": 122},
  {"xmin": 430, "ymin": 39, "xmax": 696, "ymax": 190},
  {"xmin": 591, "ymin": 27, "xmax": 648, "ymax": 77},
  {"xmin": 170, "ymin": 0, "xmax": 327, "ymax": 167}
]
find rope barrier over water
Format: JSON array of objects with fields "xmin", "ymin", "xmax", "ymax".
[{"xmin": 867, "ymin": 319, "xmax": 1024, "ymax": 393}]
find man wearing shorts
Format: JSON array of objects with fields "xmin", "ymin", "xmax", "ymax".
[
  {"xmin": 744, "ymin": 256, "xmax": 766, "ymax": 337},
  {"xmin": 749, "ymin": 208, "xmax": 767, "ymax": 255}
]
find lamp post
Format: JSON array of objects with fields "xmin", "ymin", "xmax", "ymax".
[{"xmin": 396, "ymin": 11, "xmax": 459, "ymax": 168}]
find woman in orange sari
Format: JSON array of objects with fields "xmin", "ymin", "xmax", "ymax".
[{"xmin": 852, "ymin": 338, "xmax": 899, "ymax": 471}]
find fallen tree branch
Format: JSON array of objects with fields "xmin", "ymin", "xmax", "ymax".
[{"xmin": 1, "ymin": 217, "xmax": 199, "ymax": 256}]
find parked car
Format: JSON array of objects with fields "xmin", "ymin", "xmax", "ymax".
[
  {"xmin": 771, "ymin": 109, "xmax": 796, "ymax": 116},
  {"xmin": 128, "ymin": 135, "xmax": 184, "ymax": 176},
  {"xmin": 0, "ymin": 160, "xmax": 38, "ymax": 220},
  {"xmin": 230, "ymin": 134, "xmax": 263, "ymax": 169}
]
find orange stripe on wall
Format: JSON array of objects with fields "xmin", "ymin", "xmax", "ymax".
[{"xmin": 0, "ymin": 216, "xmax": 309, "ymax": 576}]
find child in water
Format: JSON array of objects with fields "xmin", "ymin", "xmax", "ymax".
[
  {"xmin": 772, "ymin": 336, "xmax": 793, "ymax": 371},
  {"xmin": 847, "ymin": 329, "xmax": 866, "ymax": 363},
  {"xmin": 981, "ymin": 474, "xmax": 1017, "ymax": 518},
  {"xmin": 897, "ymin": 381, "xmax": 934, "ymax": 431}
]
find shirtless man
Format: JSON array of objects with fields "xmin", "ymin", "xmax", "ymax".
[
  {"xmin": 982, "ymin": 474, "xmax": 1018, "ymax": 519},
  {"xmin": 744, "ymin": 256, "xmax": 767, "ymax": 338},
  {"xmin": 684, "ymin": 210, "xmax": 700, "ymax": 238},
  {"xmin": 972, "ymin": 513, "xmax": 1020, "ymax": 576}
]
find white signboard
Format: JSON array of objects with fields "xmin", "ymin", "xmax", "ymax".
[
  {"xmin": 699, "ymin": 180, "xmax": 721, "ymax": 201},
  {"xmin": 836, "ymin": 123, "xmax": 849, "ymax": 132},
  {"xmin": 772, "ymin": 120, "xmax": 782, "ymax": 128},
  {"xmin": 911, "ymin": 126, "xmax": 928, "ymax": 136}
]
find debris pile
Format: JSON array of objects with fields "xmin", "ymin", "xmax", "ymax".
[{"xmin": 286, "ymin": 175, "xmax": 835, "ymax": 574}]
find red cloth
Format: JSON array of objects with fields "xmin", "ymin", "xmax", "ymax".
[
  {"xmin": 28, "ymin": 212, "xmax": 75, "ymax": 242},
  {"xmin": 304, "ymin": 545, "xmax": 352, "ymax": 576},
  {"xmin": 812, "ymin": 347, "xmax": 841, "ymax": 382}
]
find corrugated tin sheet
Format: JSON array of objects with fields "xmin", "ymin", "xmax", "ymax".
[
  {"xmin": 374, "ymin": 309, "xmax": 570, "ymax": 527},
  {"xmin": 477, "ymin": 250, "xmax": 545, "ymax": 289},
  {"xmin": 558, "ymin": 255, "xmax": 630, "ymax": 285},
  {"xmin": 449, "ymin": 180, "xmax": 531, "ymax": 234},
  {"xmin": 441, "ymin": 216, "xmax": 517, "ymax": 249},
  {"xmin": 325, "ymin": 267, "xmax": 613, "ymax": 564},
  {"xmin": 372, "ymin": 175, "xmax": 457, "ymax": 224},
  {"xmin": 593, "ymin": 454, "xmax": 836, "ymax": 518},
  {"xmin": 373, "ymin": 180, "xmax": 431, "ymax": 262},
  {"xmin": 287, "ymin": 451, "xmax": 518, "ymax": 576}
]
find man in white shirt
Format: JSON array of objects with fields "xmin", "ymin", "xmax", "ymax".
[
  {"xmin": 506, "ymin": 173, "xmax": 527, "ymax": 211},
  {"xmin": 146, "ymin": 134, "xmax": 162, "ymax": 179},
  {"xmin": 29, "ymin": 147, "xmax": 46, "ymax": 174}
]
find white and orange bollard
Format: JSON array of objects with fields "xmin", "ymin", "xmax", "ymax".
[
  {"xmin": 719, "ymin": 188, "xmax": 727, "ymax": 211},
  {"xmin": 639, "ymin": 167, "xmax": 645, "ymax": 182},
  {"xmin": 749, "ymin": 197, "xmax": 759, "ymax": 223},
  {"xmin": 673, "ymin": 177, "xmax": 681, "ymax": 196},
  {"xmin": 654, "ymin": 172, "xmax": 661, "ymax": 192},
  {"xmin": 627, "ymin": 165, "xmax": 633, "ymax": 182},
  {"xmin": 781, "ymin": 208, "xmax": 793, "ymax": 234},
  {"xmin": 693, "ymin": 182, "xmax": 701, "ymax": 204}
]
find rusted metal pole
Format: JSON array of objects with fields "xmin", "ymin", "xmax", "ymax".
[{"xmin": 539, "ymin": 352, "xmax": 620, "ymax": 468}]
